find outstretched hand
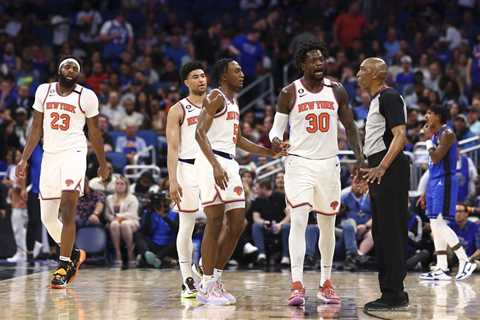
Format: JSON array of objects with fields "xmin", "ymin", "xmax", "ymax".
[{"xmin": 360, "ymin": 165, "xmax": 386, "ymax": 184}]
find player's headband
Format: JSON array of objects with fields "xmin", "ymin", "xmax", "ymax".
[{"xmin": 58, "ymin": 58, "xmax": 80, "ymax": 72}]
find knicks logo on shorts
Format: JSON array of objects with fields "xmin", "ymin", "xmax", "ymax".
[
  {"xmin": 234, "ymin": 186, "xmax": 243, "ymax": 196},
  {"xmin": 330, "ymin": 201, "xmax": 339, "ymax": 210},
  {"xmin": 65, "ymin": 179, "xmax": 74, "ymax": 187}
]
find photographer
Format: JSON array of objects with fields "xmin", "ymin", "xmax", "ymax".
[{"xmin": 135, "ymin": 190, "xmax": 179, "ymax": 268}]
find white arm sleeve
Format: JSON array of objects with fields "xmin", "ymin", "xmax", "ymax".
[
  {"xmin": 417, "ymin": 169, "xmax": 429, "ymax": 194},
  {"xmin": 269, "ymin": 112, "xmax": 289, "ymax": 142}
]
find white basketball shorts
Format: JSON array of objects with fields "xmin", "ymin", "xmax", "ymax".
[
  {"xmin": 196, "ymin": 152, "xmax": 245, "ymax": 211},
  {"xmin": 39, "ymin": 149, "xmax": 87, "ymax": 200},
  {"xmin": 284, "ymin": 155, "xmax": 341, "ymax": 215},
  {"xmin": 175, "ymin": 160, "xmax": 200, "ymax": 213}
]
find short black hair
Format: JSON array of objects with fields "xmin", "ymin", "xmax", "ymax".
[
  {"xmin": 180, "ymin": 61, "xmax": 205, "ymax": 82},
  {"xmin": 58, "ymin": 55, "xmax": 82, "ymax": 70},
  {"xmin": 212, "ymin": 58, "xmax": 234, "ymax": 85},
  {"xmin": 428, "ymin": 106, "xmax": 450, "ymax": 124},
  {"xmin": 294, "ymin": 40, "xmax": 328, "ymax": 71}
]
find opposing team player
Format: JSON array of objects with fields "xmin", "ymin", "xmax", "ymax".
[
  {"xmin": 269, "ymin": 41, "xmax": 364, "ymax": 306},
  {"xmin": 195, "ymin": 58, "xmax": 286, "ymax": 305},
  {"xmin": 419, "ymin": 106, "xmax": 476, "ymax": 281},
  {"xmin": 166, "ymin": 61, "xmax": 207, "ymax": 298},
  {"xmin": 16, "ymin": 57, "xmax": 109, "ymax": 288}
]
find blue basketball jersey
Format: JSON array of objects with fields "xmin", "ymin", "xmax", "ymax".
[{"xmin": 428, "ymin": 125, "xmax": 457, "ymax": 179}]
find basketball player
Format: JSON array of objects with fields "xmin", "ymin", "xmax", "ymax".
[
  {"xmin": 16, "ymin": 56, "xmax": 109, "ymax": 288},
  {"xmin": 195, "ymin": 58, "xmax": 285, "ymax": 305},
  {"xmin": 166, "ymin": 61, "xmax": 207, "ymax": 298},
  {"xmin": 419, "ymin": 106, "xmax": 476, "ymax": 281},
  {"xmin": 269, "ymin": 41, "xmax": 364, "ymax": 306}
]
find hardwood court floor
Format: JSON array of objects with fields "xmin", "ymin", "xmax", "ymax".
[{"xmin": 0, "ymin": 266, "xmax": 479, "ymax": 320}]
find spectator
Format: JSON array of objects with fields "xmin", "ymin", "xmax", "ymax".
[
  {"xmin": 76, "ymin": 179, "xmax": 106, "ymax": 227},
  {"xmin": 0, "ymin": 75, "xmax": 17, "ymax": 115},
  {"xmin": 13, "ymin": 85, "xmax": 32, "ymax": 113},
  {"xmin": 274, "ymin": 172, "xmax": 285, "ymax": 194},
  {"xmin": 105, "ymin": 176, "xmax": 140, "ymax": 267},
  {"xmin": 97, "ymin": 114, "xmax": 114, "ymax": 152},
  {"xmin": 135, "ymin": 191, "xmax": 179, "ymax": 268},
  {"xmin": 13, "ymin": 107, "xmax": 28, "ymax": 147},
  {"xmin": 193, "ymin": 21, "xmax": 222, "ymax": 65},
  {"xmin": 115, "ymin": 119, "xmax": 147, "ymax": 164},
  {"xmin": 230, "ymin": 28, "xmax": 265, "ymax": 83},
  {"xmin": 353, "ymin": 91, "xmax": 370, "ymax": 122},
  {"xmin": 383, "ymin": 27, "xmax": 401, "ymax": 65},
  {"xmin": 339, "ymin": 179, "xmax": 373, "ymax": 271},
  {"xmin": 164, "ymin": 35, "xmax": 190, "ymax": 69},
  {"xmin": 333, "ymin": 1, "xmax": 366, "ymax": 49},
  {"xmin": 99, "ymin": 11, "xmax": 134, "ymax": 65},
  {"xmin": 89, "ymin": 162, "xmax": 119, "ymax": 194},
  {"xmin": 396, "ymin": 56, "xmax": 415, "ymax": 95},
  {"xmin": 249, "ymin": 181, "xmax": 290, "ymax": 266},
  {"xmin": 466, "ymin": 109, "xmax": 480, "ymax": 135},
  {"xmin": 101, "ymin": 91, "xmax": 126, "ymax": 130},
  {"xmin": 453, "ymin": 114, "xmax": 476, "ymax": 148},
  {"xmin": 6, "ymin": 164, "xmax": 27, "ymax": 263},
  {"xmin": 240, "ymin": 169, "xmax": 256, "ymax": 206},
  {"xmin": 120, "ymin": 97, "xmax": 144, "ymax": 129},
  {"xmin": 457, "ymin": 154, "xmax": 478, "ymax": 203},
  {"xmin": 76, "ymin": 1, "xmax": 103, "ymax": 46},
  {"xmin": 450, "ymin": 205, "xmax": 480, "ymax": 263},
  {"xmin": 86, "ymin": 62, "xmax": 108, "ymax": 93}
]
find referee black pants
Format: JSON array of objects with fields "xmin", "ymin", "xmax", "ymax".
[{"xmin": 367, "ymin": 151, "xmax": 409, "ymax": 301}]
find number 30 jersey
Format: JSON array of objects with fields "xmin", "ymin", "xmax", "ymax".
[
  {"xmin": 32, "ymin": 82, "xmax": 99, "ymax": 153},
  {"xmin": 288, "ymin": 78, "xmax": 339, "ymax": 159}
]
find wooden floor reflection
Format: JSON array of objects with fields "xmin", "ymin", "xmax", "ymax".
[{"xmin": 0, "ymin": 267, "xmax": 479, "ymax": 319}]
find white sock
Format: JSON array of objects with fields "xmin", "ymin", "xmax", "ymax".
[
  {"xmin": 177, "ymin": 212, "xmax": 196, "ymax": 282},
  {"xmin": 430, "ymin": 218, "xmax": 448, "ymax": 270},
  {"xmin": 40, "ymin": 199, "xmax": 62, "ymax": 243},
  {"xmin": 213, "ymin": 268, "xmax": 223, "ymax": 280},
  {"xmin": 202, "ymin": 274, "xmax": 214, "ymax": 288},
  {"xmin": 317, "ymin": 214, "xmax": 335, "ymax": 286},
  {"xmin": 289, "ymin": 206, "xmax": 309, "ymax": 284},
  {"xmin": 433, "ymin": 216, "xmax": 469, "ymax": 263},
  {"xmin": 59, "ymin": 256, "xmax": 71, "ymax": 262}
]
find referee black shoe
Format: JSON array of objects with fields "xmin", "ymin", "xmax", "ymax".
[{"xmin": 364, "ymin": 293, "xmax": 409, "ymax": 311}]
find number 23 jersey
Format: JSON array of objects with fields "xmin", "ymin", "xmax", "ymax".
[
  {"xmin": 32, "ymin": 82, "xmax": 99, "ymax": 153},
  {"xmin": 288, "ymin": 78, "xmax": 339, "ymax": 159}
]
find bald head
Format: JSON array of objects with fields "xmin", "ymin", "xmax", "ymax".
[
  {"xmin": 363, "ymin": 57, "xmax": 388, "ymax": 81},
  {"xmin": 357, "ymin": 57, "xmax": 389, "ymax": 94}
]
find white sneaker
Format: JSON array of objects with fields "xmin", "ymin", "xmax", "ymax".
[
  {"xmin": 419, "ymin": 268, "xmax": 451, "ymax": 281},
  {"xmin": 280, "ymin": 256, "xmax": 290, "ymax": 266},
  {"xmin": 216, "ymin": 280, "xmax": 236, "ymax": 304},
  {"xmin": 7, "ymin": 252, "xmax": 27, "ymax": 263},
  {"xmin": 456, "ymin": 261, "xmax": 477, "ymax": 281},
  {"xmin": 197, "ymin": 280, "xmax": 230, "ymax": 305},
  {"xmin": 243, "ymin": 242, "xmax": 258, "ymax": 255}
]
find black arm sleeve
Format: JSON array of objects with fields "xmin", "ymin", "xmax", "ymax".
[{"xmin": 379, "ymin": 89, "xmax": 406, "ymax": 130}]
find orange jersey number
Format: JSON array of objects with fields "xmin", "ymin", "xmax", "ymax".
[
  {"xmin": 50, "ymin": 112, "xmax": 70, "ymax": 131},
  {"xmin": 233, "ymin": 123, "xmax": 239, "ymax": 143},
  {"xmin": 305, "ymin": 113, "xmax": 330, "ymax": 133}
]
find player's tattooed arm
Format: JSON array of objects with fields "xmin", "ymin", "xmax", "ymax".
[
  {"xmin": 166, "ymin": 103, "xmax": 184, "ymax": 205},
  {"xmin": 16, "ymin": 110, "xmax": 44, "ymax": 181},
  {"xmin": 335, "ymin": 83, "xmax": 364, "ymax": 165},
  {"xmin": 429, "ymin": 129, "xmax": 456, "ymax": 164},
  {"xmin": 195, "ymin": 90, "xmax": 229, "ymax": 189}
]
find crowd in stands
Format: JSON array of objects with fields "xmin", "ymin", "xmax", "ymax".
[{"xmin": 2, "ymin": 0, "xmax": 480, "ymax": 272}]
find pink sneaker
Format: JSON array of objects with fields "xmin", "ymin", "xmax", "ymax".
[
  {"xmin": 288, "ymin": 281, "xmax": 305, "ymax": 306},
  {"xmin": 317, "ymin": 280, "xmax": 341, "ymax": 304},
  {"xmin": 216, "ymin": 280, "xmax": 236, "ymax": 304},
  {"xmin": 197, "ymin": 280, "xmax": 230, "ymax": 305}
]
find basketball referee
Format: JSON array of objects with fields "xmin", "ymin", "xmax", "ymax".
[{"xmin": 357, "ymin": 58, "xmax": 410, "ymax": 311}]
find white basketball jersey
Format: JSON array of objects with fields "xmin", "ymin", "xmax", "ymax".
[
  {"xmin": 288, "ymin": 78, "xmax": 339, "ymax": 159},
  {"xmin": 207, "ymin": 89, "xmax": 240, "ymax": 155},
  {"xmin": 32, "ymin": 82, "xmax": 99, "ymax": 153},
  {"xmin": 177, "ymin": 98, "xmax": 202, "ymax": 159}
]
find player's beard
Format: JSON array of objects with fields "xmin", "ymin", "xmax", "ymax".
[{"xmin": 59, "ymin": 74, "xmax": 77, "ymax": 89}]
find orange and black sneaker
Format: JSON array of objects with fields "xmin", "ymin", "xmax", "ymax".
[
  {"xmin": 51, "ymin": 260, "xmax": 76, "ymax": 289},
  {"xmin": 68, "ymin": 249, "xmax": 87, "ymax": 285}
]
